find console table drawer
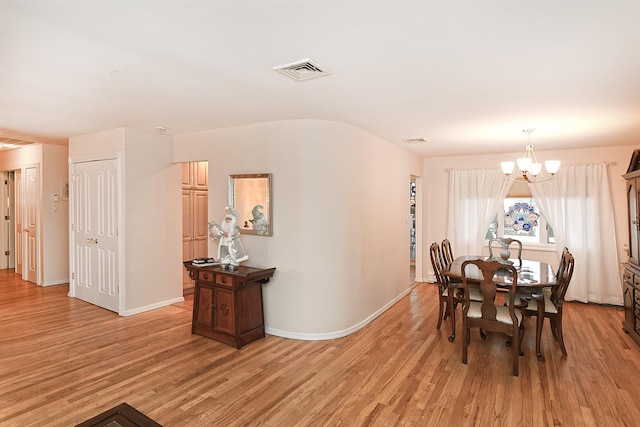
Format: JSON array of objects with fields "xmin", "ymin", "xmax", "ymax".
[
  {"xmin": 216, "ymin": 274, "xmax": 234, "ymax": 287},
  {"xmin": 198, "ymin": 270, "xmax": 215, "ymax": 283},
  {"xmin": 197, "ymin": 270, "xmax": 236, "ymax": 287}
]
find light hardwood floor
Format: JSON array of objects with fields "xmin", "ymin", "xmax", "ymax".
[{"xmin": 1, "ymin": 269, "xmax": 639, "ymax": 426}]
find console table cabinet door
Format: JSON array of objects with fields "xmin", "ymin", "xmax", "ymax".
[
  {"xmin": 195, "ymin": 284, "xmax": 214, "ymax": 328},
  {"xmin": 213, "ymin": 286, "xmax": 236, "ymax": 335}
]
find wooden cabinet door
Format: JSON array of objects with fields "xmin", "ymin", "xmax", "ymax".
[
  {"xmin": 182, "ymin": 163, "xmax": 208, "ymax": 292},
  {"xmin": 193, "ymin": 190, "xmax": 209, "ymax": 258},
  {"xmin": 182, "ymin": 190, "xmax": 195, "ymax": 288},
  {"xmin": 629, "ymin": 180, "xmax": 640, "ymax": 265},
  {"xmin": 181, "ymin": 163, "xmax": 192, "ymax": 188},
  {"xmin": 635, "ymin": 275, "xmax": 640, "ymax": 335},
  {"xmin": 624, "ymin": 269, "xmax": 634, "ymax": 327},
  {"xmin": 195, "ymin": 284, "xmax": 214, "ymax": 328},
  {"xmin": 182, "ymin": 161, "xmax": 208, "ymax": 189},
  {"xmin": 192, "ymin": 161, "xmax": 208, "ymax": 190},
  {"xmin": 213, "ymin": 287, "xmax": 235, "ymax": 335}
]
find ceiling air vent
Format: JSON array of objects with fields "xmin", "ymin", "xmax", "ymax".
[
  {"xmin": 402, "ymin": 138, "xmax": 428, "ymax": 144},
  {"xmin": 0, "ymin": 137, "xmax": 36, "ymax": 150},
  {"xmin": 273, "ymin": 58, "xmax": 331, "ymax": 82}
]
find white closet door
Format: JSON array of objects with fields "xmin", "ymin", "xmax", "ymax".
[
  {"xmin": 15, "ymin": 170, "xmax": 22, "ymax": 275},
  {"xmin": 71, "ymin": 159, "xmax": 119, "ymax": 312},
  {"xmin": 25, "ymin": 167, "xmax": 38, "ymax": 284}
]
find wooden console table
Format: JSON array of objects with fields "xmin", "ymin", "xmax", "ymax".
[{"xmin": 184, "ymin": 262, "xmax": 276, "ymax": 349}]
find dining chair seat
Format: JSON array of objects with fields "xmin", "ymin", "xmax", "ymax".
[
  {"xmin": 512, "ymin": 295, "xmax": 558, "ymax": 314},
  {"xmin": 468, "ymin": 301, "xmax": 523, "ymax": 324}
]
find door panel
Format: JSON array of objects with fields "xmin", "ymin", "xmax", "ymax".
[
  {"xmin": 25, "ymin": 167, "xmax": 37, "ymax": 283},
  {"xmin": 193, "ymin": 190, "xmax": 209, "ymax": 257},
  {"xmin": 193, "ymin": 161, "xmax": 208, "ymax": 189},
  {"xmin": 15, "ymin": 170, "xmax": 22, "ymax": 275},
  {"xmin": 214, "ymin": 287, "xmax": 235, "ymax": 335},
  {"xmin": 72, "ymin": 159, "xmax": 119, "ymax": 312}
]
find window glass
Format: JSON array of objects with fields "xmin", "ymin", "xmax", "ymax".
[
  {"xmin": 486, "ymin": 197, "xmax": 554, "ymax": 245},
  {"xmin": 503, "ymin": 199, "xmax": 540, "ymax": 243}
]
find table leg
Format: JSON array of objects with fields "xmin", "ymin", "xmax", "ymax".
[
  {"xmin": 448, "ymin": 285, "xmax": 456, "ymax": 342},
  {"xmin": 531, "ymin": 292, "xmax": 545, "ymax": 361}
]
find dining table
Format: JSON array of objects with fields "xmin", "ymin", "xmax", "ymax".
[{"xmin": 444, "ymin": 255, "xmax": 557, "ymax": 361}]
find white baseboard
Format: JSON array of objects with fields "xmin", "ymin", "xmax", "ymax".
[
  {"xmin": 121, "ymin": 296, "xmax": 185, "ymax": 316},
  {"xmin": 42, "ymin": 279, "xmax": 69, "ymax": 287},
  {"xmin": 265, "ymin": 287, "xmax": 412, "ymax": 341}
]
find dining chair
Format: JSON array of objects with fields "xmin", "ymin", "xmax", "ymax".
[
  {"xmin": 518, "ymin": 250, "xmax": 575, "ymax": 357},
  {"xmin": 460, "ymin": 259, "xmax": 526, "ymax": 376},
  {"xmin": 441, "ymin": 239, "xmax": 454, "ymax": 268},
  {"xmin": 441, "ymin": 239, "xmax": 463, "ymax": 289},
  {"xmin": 488, "ymin": 237, "xmax": 523, "ymax": 266},
  {"xmin": 429, "ymin": 243, "xmax": 457, "ymax": 338},
  {"xmin": 430, "ymin": 242, "xmax": 485, "ymax": 342},
  {"xmin": 556, "ymin": 247, "xmax": 570, "ymax": 278}
]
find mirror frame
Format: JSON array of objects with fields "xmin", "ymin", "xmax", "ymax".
[{"xmin": 228, "ymin": 173, "xmax": 272, "ymax": 236}]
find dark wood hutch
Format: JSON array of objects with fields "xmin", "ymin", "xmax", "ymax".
[
  {"xmin": 184, "ymin": 262, "xmax": 276, "ymax": 349},
  {"xmin": 623, "ymin": 149, "xmax": 640, "ymax": 346}
]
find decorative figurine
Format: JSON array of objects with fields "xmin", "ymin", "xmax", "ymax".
[
  {"xmin": 249, "ymin": 204, "xmax": 269, "ymax": 234},
  {"xmin": 208, "ymin": 206, "xmax": 249, "ymax": 268}
]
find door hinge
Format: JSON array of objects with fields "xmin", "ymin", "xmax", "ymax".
[
  {"xmin": 71, "ymin": 223, "xmax": 75, "ymax": 231},
  {"xmin": 72, "ymin": 272, "xmax": 75, "ymax": 280},
  {"xmin": 4, "ymin": 250, "xmax": 9, "ymax": 256},
  {"xmin": 4, "ymin": 215, "xmax": 9, "ymax": 221}
]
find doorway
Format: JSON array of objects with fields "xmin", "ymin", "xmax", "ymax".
[
  {"xmin": 0, "ymin": 172, "xmax": 15, "ymax": 270},
  {"xmin": 0, "ymin": 168, "xmax": 39, "ymax": 283},
  {"xmin": 410, "ymin": 175, "xmax": 422, "ymax": 285},
  {"xmin": 69, "ymin": 158, "xmax": 120, "ymax": 312},
  {"xmin": 181, "ymin": 161, "xmax": 208, "ymax": 294}
]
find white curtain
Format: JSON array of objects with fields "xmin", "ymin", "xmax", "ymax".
[
  {"xmin": 530, "ymin": 163, "xmax": 622, "ymax": 305},
  {"xmin": 446, "ymin": 168, "xmax": 512, "ymax": 256}
]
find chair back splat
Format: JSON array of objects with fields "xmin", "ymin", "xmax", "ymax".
[
  {"xmin": 550, "ymin": 252, "xmax": 575, "ymax": 310},
  {"xmin": 441, "ymin": 239, "xmax": 454, "ymax": 267}
]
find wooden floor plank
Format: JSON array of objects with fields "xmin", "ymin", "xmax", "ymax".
[{"xmin": 0, "ymin": 269, "xmax": 639, "ymax": 426}]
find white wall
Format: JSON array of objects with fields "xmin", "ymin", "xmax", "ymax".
[
  {"xmin": 0, "ymin": 143, "xmax": 69, "ymax": 286},
  {"xmin": 173, "ymin": 119, "xmax": 423, "ymax": 338},
  {"xmin": 422, "ymin": 145, "xmax": 635, "ymax": 281},
  {"xmin": 123, "ymin": 128, "xmax": 182, "ymax": 313},
  {"xmin": 69, "ymin": 128, "xmax": 183, "ymax": 315},
  {"xmin": 41, "ymin": 144, "xmax": 70, "ymax": 285}
]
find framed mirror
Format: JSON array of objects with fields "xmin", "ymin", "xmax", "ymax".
[{"xmin": 228, "ymin": 173, "xmax": 272, "ymax": 236}]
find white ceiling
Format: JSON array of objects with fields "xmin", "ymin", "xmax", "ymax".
[{"xmin": 1, "ymin": 0, "xmax": 639, "ymax": 157}]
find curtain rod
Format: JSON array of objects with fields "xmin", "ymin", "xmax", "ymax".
[{"xmin": 445, "ymin": 161, "xmax": 616, "ymax": 172}]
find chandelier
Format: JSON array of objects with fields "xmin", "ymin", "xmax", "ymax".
[{"xmin": 500, "ymin": 129, "xmax": 560, "ymax": 183}]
